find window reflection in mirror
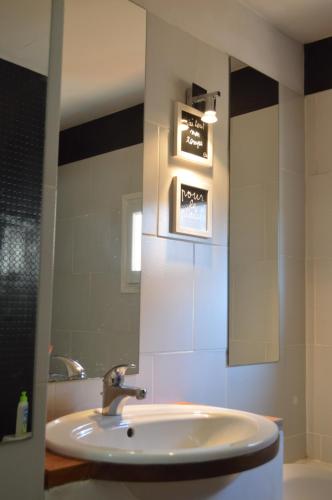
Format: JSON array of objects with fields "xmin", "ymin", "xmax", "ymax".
[
  {"xmin": 228, "ymin": 57, "xmax": 279, "ymax": 366},
  {"xmin": 50, "ymin": 0, "xmax": 146, "ymax": 379}
]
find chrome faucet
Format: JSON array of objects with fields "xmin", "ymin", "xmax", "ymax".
[{"xmin": 102, "ymin": 363, "xmax": 146, "ymax": 416}]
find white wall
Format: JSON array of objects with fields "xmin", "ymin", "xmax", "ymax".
[
  {"xmin": 306, "ymin": 88, "xmax": 332, "ymax": 462},
  {"xmin": 48, "ymin": 15, "xmax": 306, "ymax": 464},
  {"xmin": 132, "ymin": 0, "xmax": 304, "ymax": 94}
]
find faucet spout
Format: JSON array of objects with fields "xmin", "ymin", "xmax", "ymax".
[{"xmin": 102, "ymin": 364, "xmax": 147, "ymax": 416}]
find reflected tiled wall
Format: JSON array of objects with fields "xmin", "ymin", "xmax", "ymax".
[
  {"xmin": 47, "ymin": 15, "xmax": 306, "ymax": 462},
  {"xmin": 51, "ymin": 144, "xmax": 143, "ymax": 376},
  {"xmin": 229, "ymin": 105, "xmax": 279, "ymax": 364},
  {"xmin": 306, "ymin": 88, "xmax": 332, "ymax": 462}
]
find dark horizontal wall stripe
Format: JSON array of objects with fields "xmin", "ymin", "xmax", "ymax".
[
  {"xmin": 58, "ymin": 103, "xmax": 144, "ymax": 166},
  {"xmin": 230, "ymin": 67, "xmax": 278, "ymax": 118},
  {"xmin": 0, "ymin": 58, "xmax": 46, "ymax": 439},
  {"xmin": 305, "ymin": 37, "xmax": 332, "ymax": 95}
]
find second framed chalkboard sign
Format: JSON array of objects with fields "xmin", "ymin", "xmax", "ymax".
[
  {"xmin": 173, "ymin": 102, "xmax": 213, "ymax": 167},
  {"xmin": 172, "ymin": 176, "xmax": 212, "ymax": 238}
]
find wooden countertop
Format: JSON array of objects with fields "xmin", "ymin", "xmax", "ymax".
[{"xmin": 45, "ymin": 416, "xmax": 283, "ymax": 489}]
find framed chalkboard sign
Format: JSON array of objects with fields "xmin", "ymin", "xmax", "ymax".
[
  {"xmin": 173, "ymin": 102, "xmax": 213, "ymax": 167},
  {"xmin": 172, "ymin": 177, "xmax": 212, "ymax": 238}
]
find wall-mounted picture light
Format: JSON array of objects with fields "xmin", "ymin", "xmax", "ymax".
[
  {"xmin": 173, "ymin": 84, "xmax": 219, "ymax": 167},
  {"xmin": 186, "ymin": 83, "xmax": 221, "ymax": 124}
]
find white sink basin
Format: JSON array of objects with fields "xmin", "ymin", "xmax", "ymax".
[{"xmin": 46, "ymin": 404, "xmax": 278, "ymax": 466}]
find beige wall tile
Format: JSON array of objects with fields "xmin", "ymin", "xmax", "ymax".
[
  {"xmin": 307, "ymin": 173, "xmax": 332, "ymax": 260},
  {"xmin": 280, "ymin": 345, "xmax": 306, "ymax": 437},
  {"xmin": 279, "ymin": 256, "xmax": 305, "ymax": 346},
  {"xmin": 309, "ymin": 345, "xmax": 332, "ymax": 436},
  {"xmin": 306, "ymin": 90, "xmax": 332, "ymax": 175},
  {"xmin": 307, "ymin": 433, "xmax": 321, "ymax": 460},
  {"xmin": 284, "ymin": 434, "xmax": 306, "ymax": 463},
  {"xmin": 280, "ymin": 169, "xmax": 305, "ymax": 259},
  {"xmin": 321, "ymin": 435, "xmax": 332, "ymax": 463},
  {"xmin": 313, "ymin": 259, "xmax": 332, "ymax": 345}
]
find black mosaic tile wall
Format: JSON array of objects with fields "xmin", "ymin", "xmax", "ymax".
[{"xmin": 0, "ymin": 58, "xmax": 47, "ymax": 440}]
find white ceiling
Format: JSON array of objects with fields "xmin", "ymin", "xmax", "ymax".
[
  {"xmin": 61, "ymin": 0, "xmax": 146, "ymax": 129},
  {"xmin": 239, "ymin": 0, "xmax": 332, "ymax": 43},
  {"xmin": 0, "ymin": 0, "xmax": 51, "ymax": 75}
]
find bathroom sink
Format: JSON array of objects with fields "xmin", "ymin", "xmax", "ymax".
[{"xmin": 46, "ymin": 404, "xmax": 279, "ymax": 469}]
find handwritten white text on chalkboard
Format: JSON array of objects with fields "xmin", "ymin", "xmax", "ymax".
[{"xmin": 181, "ymin": 111, "xmax": 208, "ymax": 159}]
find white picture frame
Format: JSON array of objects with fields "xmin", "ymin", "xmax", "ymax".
[
  {"xmin": 173, "ymin": 101, "xmax": 213, "ymax": 167},
  {"xmin": 172, "ymin": 176, "xmax": 212, "ymax": 238}
]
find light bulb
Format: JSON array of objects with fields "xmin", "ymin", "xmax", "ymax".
[{"xmin": 201, "ymin": 109, "xmax": 218, "ymax": 124}]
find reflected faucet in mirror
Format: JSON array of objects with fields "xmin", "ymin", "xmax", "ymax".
[
  {"xmin": 49, "ymin": 355, "xmax": 87, "ymax": 382},
  {"xmin": 102, "ymin": 363, "xmax": 146, "ymax": 417}
]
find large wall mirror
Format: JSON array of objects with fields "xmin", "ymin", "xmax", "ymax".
[
  {"xmin": 50, "ymin": 0, "xmax": 146, "ymax": 379},
  {"xmin": 228, "ymin": 57, "xmax": 279, "ymax": 366},
  {"xmin": 0, "ymin": 0, "xmax": 51, "ymax": 442}
]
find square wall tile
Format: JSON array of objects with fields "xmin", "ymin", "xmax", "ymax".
[
  {"xmin": 54, "ymin": 217, "xmax": 73, "ymax": 274},
  {"xmin": 52, "ymin": 273, "xmax": 90, "ymax": 331},
  {"xmin": 280, "ymin": 169, "xmax": 305, "ymax": 259},
  {"xmin": 153, "ymin": 350, "xmax": 227, "ymax": 406},
  {"xmin": 306, "ymin": 90, "xmax": 332, "ymax": 175},
  {"xmin": 228, "ymin": 362, "xmax": 282, "ymax": 418},
  {"xmin": 53, "ymin": 378, "xmax": 102, "ymax": 418},
  {"xmin": 194, "ymin": 244, "xmax": 227, "ymax": 350},
  {"xmin": 89, "ymin": 145, "xmax": 143, "ymax": 213},
  {"xmin": 307, "ymin": 173, "xmax": 332, "ymax": 260},
  {"xmin": 72, "ymin": 212, "xmax": 115, "ymax": 274},
  {"xmin": 280, "ymin": 345, "xmax": 306, "ymax": 437},
  {"xmin": 57, "ymin": 159, "xmax": 92, "ymax": 218},
  {"xmin": 307, "ymin": 433, "xmax": 321, "ymax": 460},
  {"xmin": 321, "ymin": 435, "xmax": 332, "ymax": 464},
  {"xmin": 279, "ymin": 256, "xmax": 305, "ymax": 346},
  {"xmin": 229, "ymin": 259, "xmax": 278, "ymax": 346},
  {"xmin": 284, "ymin": 434, "xmax": 306, "ymax": 463},
  {"xmin": 140, "ymin": 236, "xmax": 194, "ymax": 353},
  {"xmin": 229, "ymin": 340, "xmax": 267, "ymax": 365},
  {"xmin": 308, "ymin": 345, "xmax": 332, "ymax": 435},
  {"xmin": 313, "ymin": 259, "xmax": 332, "ymax": 345}
]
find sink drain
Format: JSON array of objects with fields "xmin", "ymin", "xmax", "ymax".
[{"xmin": 127, "ymin": 427, "xmax": 134, "ymax": 438}]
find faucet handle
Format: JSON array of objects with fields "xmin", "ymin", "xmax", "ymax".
[{"xmin": 104, "ymin": 363, "xmax": 136, "ymax": 385}]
